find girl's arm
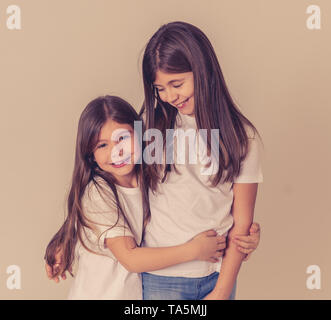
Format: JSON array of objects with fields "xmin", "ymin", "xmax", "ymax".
[
  {"xmin": 204, "ymin": 183, "xmax": 258, "ymax": 300},
  {"xmin": 105, "ymin": 230, "xmax": 225, "ymax": 273}
]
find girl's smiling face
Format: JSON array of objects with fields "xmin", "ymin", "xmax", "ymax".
[
  {"xmin": 93, "ymin": 119, "xmax": 139, "ymax": 187},
  {"xmin": 153, "ymin": 70, "xmax": 195, "ymax": 116}
]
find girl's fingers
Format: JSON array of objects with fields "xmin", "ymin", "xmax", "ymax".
[
  {"xmin": 233, "ymin": 239, "xmax": 255, "ymax": 249},
  {"xmin": 237, "ymin": 247, "xmax": 253, "ymax": 255},
  {"xmin": 234, "ymin": 235, "xmax": 256, "ymax": 244},
  {"xmin": 53, "ymin": 265, "xmax": 60, "ymax": 275},
  {"xmin": 250, "ymin": 222, "xmax": 260, "ymax": 234},
  {"xmin": 217, "ymin": 242, "xmax": 226, "ymax": 250},
  {"xmin": 208, "ymin": 257, "xmax": 219, "ymax": 263},
  {"xmin": 46, "ymin": 261, "xmax": 67, "ymax": 283},
  {"xmin": 45, "ymin": 264, "xmax": 53, "ymax": 279},
  {"xmin": 205, "ymin": 229, "xmax": 217, "ymax": 237},
  {"xmin": 209, "ymin": 250, "xmax": 224, "ymax": 262},
  {"xmin": 215, "ymin": 251, "xmax": 223, "ymax": 258},
  {"xmin": 217, "ymin": 250, "xmax": 224, "ymax": 257},
  {"xmin": 217, "ymin": 236, "xmax": 226, "ymax": 243}
]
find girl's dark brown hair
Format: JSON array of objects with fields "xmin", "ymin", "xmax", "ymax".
[
  {"xmin": 44, "ymin": 96, "xmax": 150, "ymax": 277},
  {"xmin": 140, "ymin": 21, "xmax": 260, "ymax": 189}
]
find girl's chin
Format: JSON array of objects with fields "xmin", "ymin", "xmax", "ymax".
[
  {"xmin": 174, "ymin": 100, "xmax": 194, "ymax": 115},
  {"xmin": 178, "ymin": 106, "xmax": 194, "ymax": 116},
  {"xmin": 102, "ymin": 162, "xmax": 134, "ymax": 174}
]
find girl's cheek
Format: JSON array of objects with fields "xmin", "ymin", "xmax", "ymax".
[
  {"xmin": 110, "ymin": 138, "xmax": 132, "ymax": 162},
  {"xmin": 93, "ymin": 152, "xmax": 102, "ymax": 167},
  {"xmin": 158, "ymin": 92, "xmax": 166, "ymax": 102}
]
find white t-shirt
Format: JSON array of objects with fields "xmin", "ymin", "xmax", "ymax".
[
  {"xmin": 68, "ymin": 177, "xmax": 143, "ymax": 300},
  {"xmin": 143, "ymin": 113, "xmax": 263, "ymax": 277}
]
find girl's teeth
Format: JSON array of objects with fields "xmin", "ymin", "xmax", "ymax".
[
  {"xmin": 178, "ymin": 98, "xmax": 188, "ymax": 107},
  {"xmin": 113, "ymin": 157, "xmax": 130, "ymax": 165}
]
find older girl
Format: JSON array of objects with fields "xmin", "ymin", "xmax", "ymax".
[{"xmin": 140, "ymin": 21, "xmax": 263, "ymax": 300}]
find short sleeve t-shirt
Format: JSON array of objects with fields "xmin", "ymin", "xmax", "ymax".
[
  {"xmin": 143, "ymin": 113, "xmax": 263, "ymax": 277},
  {"xmin": 67, "ymin": 177, "xmax": 143, "ymax": 300}
]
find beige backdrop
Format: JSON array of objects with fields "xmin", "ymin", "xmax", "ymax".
[{"xmin": 0, "ymin": 0, "xmax": 330, "ymax": 299}]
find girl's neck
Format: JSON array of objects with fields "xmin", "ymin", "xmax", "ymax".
[
  {"xmin": 179, "ymin": 111, "xmax": 195, "ymax": 118},
  {"xmin": 116, "ymin": 172, "xmax": 138, "ymax": 188}
]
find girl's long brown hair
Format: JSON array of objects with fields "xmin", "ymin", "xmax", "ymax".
[
  {"xmin": 140, "ymin": 21, "xmax": 260, "ymax": 190},
  {"xmin": 44, "ymin": 96, "xmax": 150, "ymax": 277}
]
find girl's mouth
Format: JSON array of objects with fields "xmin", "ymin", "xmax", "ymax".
[
  {"xmin": 111, "ymin": 156, "xmax": 131, "ymax": 168},
  {"xmin": 176, "ymin": 97, "xmax": 190, "ymax": 109}
]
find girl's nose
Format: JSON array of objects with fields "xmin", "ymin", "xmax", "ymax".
[
  {"xmin": 110, "ymin": 143, "xmax": 124, "ymax": 163},
  {"xmin": 166, "ymin": 89, "xmax": 178, "ymax": 105}
]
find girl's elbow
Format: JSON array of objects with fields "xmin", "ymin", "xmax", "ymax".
[
  {"xmin": 131, "ymin": 267, "xmax": 144, "ymax": 273},
  {"xmin": 119, "ymin": 256, "xmax": 142, "ymax": 273},
  {"xmin": 123, "ymin": 263, "xmax": 136, "ymax": 273},
  {"xmin": 124, "ymin": 264, "xmax": 143, "ymax": 273}
]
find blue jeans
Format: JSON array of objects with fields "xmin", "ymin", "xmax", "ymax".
[{"xmin": 142, "ymin": 272, "xmax": 236, "ymax": 300}]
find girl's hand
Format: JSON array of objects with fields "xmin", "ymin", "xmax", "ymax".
[
  {"xmin": 45, "ymin": 247, "xmax": 71, "ymax": 283},
  {"xmin": 232, "ymin": 222, "xmax": 261, "ymax": 261},
  {"xmin": 190, "ymin": 230, "xmax": 226, "ymax": 262}
]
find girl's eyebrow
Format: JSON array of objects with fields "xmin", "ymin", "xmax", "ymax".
[
  {"xmin": 112, "ymin": 128, "xmax": 133, "ymax": 135},
  {"xmin": 154, "ymin": 78, "xmax": 185, "ymax": 87},
  {"xmin": 110, "ymin": 128, "xmax": 133, "ymax": 139},
  {"xmin": 97, "ymin": 128, "xmax": 133, "ymax": 142}
]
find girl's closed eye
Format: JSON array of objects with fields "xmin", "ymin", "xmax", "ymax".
[
  {"xmin": 155, "ymin": 84, "xmax": 182, "ymax": 92},
  {"xmin": 97, "ymin": 143, "xmax": 107, "ymax": 149}
]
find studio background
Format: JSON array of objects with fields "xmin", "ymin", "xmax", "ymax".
[{"xmin": 0, "ymin": 0, "xmax": 330, "ymax": 299}]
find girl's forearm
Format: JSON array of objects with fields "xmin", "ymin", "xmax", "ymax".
[
  {"xmin": 211, "ymin": 183, "xmax": 258, "ymax": 299},
  {"xmin": 119, "ymin": 242, "xmax": 197, "ymax": 273},
  {"xmin": 212, "ymin": 228, "xmax": 247, "ymax": 299}
]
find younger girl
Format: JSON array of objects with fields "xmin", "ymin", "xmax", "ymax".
[
  {"xmin": 140, "ymin": 21, "xmax": 264, "ymax": 300},
  {"xmin": 44, "ymin": 95, "xmax": 225, "ymax": 299}
]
